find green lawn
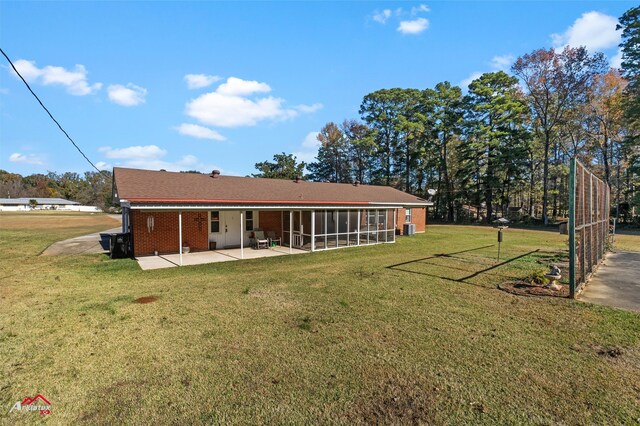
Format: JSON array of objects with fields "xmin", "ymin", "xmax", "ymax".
[
  {"xmin": 1, "ymin": 214, "xmax": 639, "ymax": 425},
  {"xmin": 615, "ymin": 230, "xmax": 640, "ymax": 252}
]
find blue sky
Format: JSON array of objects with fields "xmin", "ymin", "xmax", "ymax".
[{"xmin": 0, "ymin": 1, "xmax": 634, "ymax": 177}]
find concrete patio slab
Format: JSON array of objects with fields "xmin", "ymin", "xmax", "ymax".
[
  {"xmin": 136, "ymin": 246, "xmax": 307, "ymax": 270},
  {"xmin": 579, "ymin": 251, "xmax": 640, "ymax": 313}
]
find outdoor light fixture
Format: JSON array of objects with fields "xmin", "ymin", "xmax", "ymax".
[
  {"xmin": 493, "ymin": 218, "xmax": 509, "ymax": 261},
  {"xmin": 147, "ymin": 215, "xmax": 155, "ymax": 233}
]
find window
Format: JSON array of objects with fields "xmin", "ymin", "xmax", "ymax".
[
  {"xmin": 245, "ymin": 211, "xmax": 254, "ymax": 231},
  {"xmin": 211, "ymin": 211, "xmax": 220, "ymax": 233},
  {"xmin": 405, "ymin": 208, "xmax": 412, "ymax": 223}
]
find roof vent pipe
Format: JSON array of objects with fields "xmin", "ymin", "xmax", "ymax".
[
  {"xmin": 294, "ymin": 176, "xmax": 301, "ymax": 183},
  {"xmin": 210, "ymin": 170, "xmax": 221, "ymax": 178},
  {"xmin": 354, "ymin": 181, "xmax": 359, "ymax": 187}
]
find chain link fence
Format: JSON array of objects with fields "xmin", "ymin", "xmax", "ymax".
[{"xmin": 569, "ymin": 159, "xmax": 610, "ymax": 298}]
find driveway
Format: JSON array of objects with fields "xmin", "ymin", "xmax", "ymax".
[
  {"xmin": 41, "ymin": 226, "xmax": 122, "ymax": 256},
  {"xmin": 579, "ymin": 251, "xmax": 640, "ymax": 313}
]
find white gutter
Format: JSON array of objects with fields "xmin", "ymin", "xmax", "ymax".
[{"xmin": 129, "ymin": 202, "xmax": 431, "ymax": 211}]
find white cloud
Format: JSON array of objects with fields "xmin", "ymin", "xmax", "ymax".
[
  {"xmin": 216, "ymin": 77, "xmax": 271, "ymax": 96},
  {"xmin": 373, "ymin": 9, "xmax": 392, "ymax": 24},
  {"xmin": 9, "ymin": 152, "xmax": 44, "ymax": 165},
  {"xmin": 178, "ymin": 154, "xmax": 199, "ymax": 167},
  {"xmin": 11, "ymin": 59, "xmax": 102, "ymax": 96},
  {"xmin": 187, "ymin": 92, "xmax": 287, "ymax": 127},
  {"xmin": 184, "ymin": 73, "xmax": 222, "ymax": 89},
  {"xmin": 184, "ymin": 77, "xmax": 320, "ymax": 128},
  {"xmin": 301, "ymin": 131, "xmax": 321, "ymax": 149},
  {"xmin": 293, "ymin": 131, "xmax": 321, "ymax": 164},
  {"xmin": 551, "ymin": 11, "xmax": 620, "ymax": 52},
  {"xmin": 610, "ymin": 48, "xmax": 623, "ymax": 69},
  {"xmin": 99, "ymin": 145, "xmax": 166, "ymax": 160},
  {"xmin": 460, "ymin": 71, "xmax": 484, "ymax": 89},
  {"xmin": 458, "ymin": 53, "xmax": 514, "ymax": 91},
  {"xmin": 175, "ymin": 123, "xmax": 227, "ymax": 141},
  {"xmin": 97, "ymin": 145, "xmax": 217, "ymax": 172},
  {"xmin": 397, "ymin": 18, "xmax": 429, "ymax": 35},
  {"xmin": 95, "ymin": 161, "xmax": 112, "ymax": 171},
  {"xmin": 411, "ymin": 4, "xmax": 430, "ymax": 14},
  {"xmin": 294, "ymin": 103, "xmax": 323, "ymax": 113},
  {"xmin": 490, "ymin": 54, "xmax": 515, "ymax": 71},
  {"xmin": 107, "ymin": 83, "xmax": 147, "ymax": 106}
]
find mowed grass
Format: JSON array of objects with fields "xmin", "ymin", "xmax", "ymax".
[
  {"xmin": 1, "ymin": 215, "xmax": 639, "ymax": 425},
  {"xmin": 615, "ymin": 230, "xmax": 640, "ymax": 252}
]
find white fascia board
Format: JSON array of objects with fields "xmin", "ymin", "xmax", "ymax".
[
  {"xmin": 130, "ymin": 203, "xmax": 408, "ymax": 211},
  {"xmin": 374, "ymin": 201, "xmax": 433, "ymax": 207}
]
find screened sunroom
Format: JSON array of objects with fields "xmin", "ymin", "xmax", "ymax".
[{"xmin": 281, "ymin": 209, "xmax": 396, "ymax": 252}]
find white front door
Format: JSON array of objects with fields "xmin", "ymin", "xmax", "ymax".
[{"xmin": 223, "ymin": 211, "xmax": 242, "ymax": 247}]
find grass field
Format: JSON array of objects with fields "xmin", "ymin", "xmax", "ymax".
[
  {"xmin": 1, "ymin": 213, "xmax": 639, "ymax": 424},
  {"xmin": 615, "ymin": 230, "xmax": 640, "ymax": 253}
]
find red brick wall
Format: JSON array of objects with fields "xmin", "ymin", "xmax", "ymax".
[
  {"xmin": 395, "ymin": 207, "xmax": 426, "ymax": 235},
  {"xmin": 130, "ymin": 208, "xmax": 425, "ymax": 255},
  {"xmin": 258, "ymin": 211, "xmax": 283, "ymax": 238},
  {"xmin": 413, "ymin": 207, "xmax": 426, "ymax": 233},
  {"xmin": 131, "ymin": 210, "xmax": 209, "ymax": 257}
]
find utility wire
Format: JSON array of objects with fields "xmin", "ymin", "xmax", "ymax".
[{"xmin": 0, "ymin": 48, "xmax": 103, "ymax": 174}]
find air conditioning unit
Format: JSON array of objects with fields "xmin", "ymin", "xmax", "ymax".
[{"xmin": 403, "ymin": 223, "xmax": 416, "ymax": 236}]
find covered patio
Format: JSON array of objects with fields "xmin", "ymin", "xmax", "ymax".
[{"xmin": 137, "ymin": 245, "xmax": 307, "ymax": 270}]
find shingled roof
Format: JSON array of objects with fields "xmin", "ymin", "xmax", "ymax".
[{"xmin": 114, "ymin": 167, "xmax": 430, "ymax": 207}]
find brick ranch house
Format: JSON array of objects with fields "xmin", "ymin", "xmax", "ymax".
[{"xmin": 113, "ymin": 167, "xmax": 431, "ymax": 259}]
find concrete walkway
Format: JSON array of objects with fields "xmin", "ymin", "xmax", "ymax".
[
  {"xmin": 579, "ymin": 251, "xmax": 640, "ymax": 313},
  {"xmin": 41, "ymin": 227, "xmax": 122, "ymax": 256}
]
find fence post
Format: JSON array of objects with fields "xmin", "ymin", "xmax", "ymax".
[{"xmin": 569, "ymin": 158, "xmax": 576, "ymax": 299}]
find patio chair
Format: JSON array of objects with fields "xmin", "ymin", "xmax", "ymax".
[
  {"xmin": 250, "ymin": 230, "xmax": 269, "ymax": 249},
  {"xmin": 266, "ymin": 231, "xmax": 281, "ymax": 247}
]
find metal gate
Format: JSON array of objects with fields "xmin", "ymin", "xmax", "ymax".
[{"xmin": 568, "ymin": 159, "xmax": 610, "ymax": 298}]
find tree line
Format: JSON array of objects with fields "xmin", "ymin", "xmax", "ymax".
[
  {"xmin": 255, "ymin": 7, "xmax": 640, "ymax": 225},
  {"xmin": 0, "ymin": 170, "xmax": 115, "ymax": 211}
]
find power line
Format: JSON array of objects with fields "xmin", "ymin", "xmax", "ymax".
[{"xmin": 0, "ymin": 48, "xmax": 103, "ymax": 174}]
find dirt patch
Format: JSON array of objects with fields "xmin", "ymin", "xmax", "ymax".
[
  {"xmin": 78, "ymin": 379, "xmax": 147, "ymax": 423},
  {"xmin": 248, "ymin": 288, "xmax": 297, "ymax": 308},
  {"xmin": 593, "ymin": 345, "xmax": 624, "ymax": 358},
  {"xmin": 347, "ymin": 377, "xmax": 437, "ymax": 425},
  {"xmin": 133, "ymin": 296, "xmax": 159, "ymax": 304},
  {"xmin": 498, "ymin": 281, "xmax": 569, "ymax": 298}
]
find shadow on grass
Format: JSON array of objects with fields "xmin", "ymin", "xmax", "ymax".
[{"xmin": 386, "ymin": 245, "xmax": 539, "ymax": 286}]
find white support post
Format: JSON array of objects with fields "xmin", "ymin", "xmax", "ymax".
[
  {"xmin": 240, "ymin": 211, "xmax": 244, "ymax": 259},
  {"xmin": 357, "ymin": 209, "xmax": 360, "ymax": 246},
  {"xmin": 385, "ymin": 209, "xmax": 388, "ymax": 243},
  {"xmin": 289, "ymin": 210, "xmax": 293, "ymax": 254},
  {"xmin": 311, "ymin": 210, "xmax": 315, "ymax": 252},
  {"xmin": 178, "ymin": 210, "xmax": 183, "ymax": 266},
  {"xmin": 366, "ymin": 210, "xmax": 369, "ymax": 244},
  {"xmin": 393, "ymin": 208, "xmax": 397, "ymax": 242}
]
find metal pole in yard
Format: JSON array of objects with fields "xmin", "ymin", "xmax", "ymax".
[{"xmin": 568, "ymin": 159, "xmax": 576, "ymax": 298}]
